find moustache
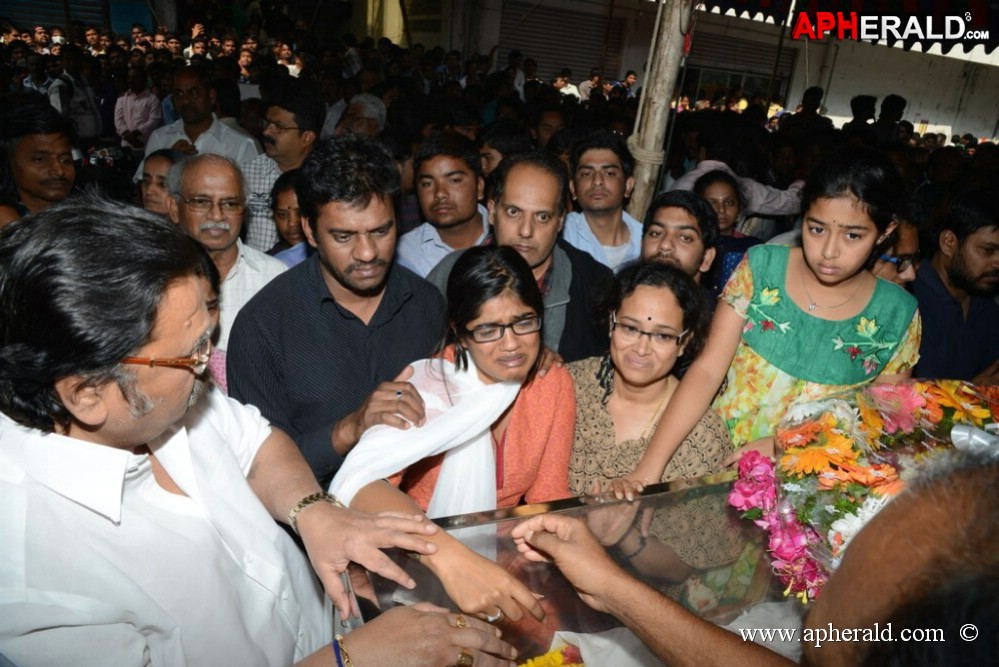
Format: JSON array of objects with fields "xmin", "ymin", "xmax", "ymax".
[
  {"xmin": 346, "ymin": 259, "xmax": 388, "ymax": 274},
  {"xmin": 263, "ymin": 137, "xmax": 276, "ymax": 147},
  {"xmin": 199, "ymin": 221, "xmax": 231, "ymax": 233}
]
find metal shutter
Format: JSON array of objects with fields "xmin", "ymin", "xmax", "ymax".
[
  {"xmin": 5, "ymin": 0, "xmax": 104, "ymax": 33},
  {"xmin": 498, "ymin": 1, "xmax": 626, "ymax": 82},
  {"xmin": 688, "ymin": 29, "xmax": 797, "ymax": 77}
]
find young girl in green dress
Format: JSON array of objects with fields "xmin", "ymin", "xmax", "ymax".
[{"xmin": 630, "ymin": 149, "xmax": 921, "ymax": 485}]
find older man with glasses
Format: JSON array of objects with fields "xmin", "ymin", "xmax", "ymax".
[{"xmin": 166, "ymin": 153, "xmax": 286, "ymax": 391}]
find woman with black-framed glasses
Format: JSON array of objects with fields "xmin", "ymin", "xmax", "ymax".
[
  {"xmin": 331, "ymin": 245, "xmax": 573, "ymax": 625},
  {"xmin": 566, "ymin": 261, "xmax": 735, "ymax": 580}
]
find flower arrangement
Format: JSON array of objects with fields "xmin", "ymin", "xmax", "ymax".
[
  {"xmin": 519, "ymin": 643, "xmax": 583, "ymax": 667},
  {"xmin": 729, "ymin": 379, "xmax": 997, "ymax": 603}
]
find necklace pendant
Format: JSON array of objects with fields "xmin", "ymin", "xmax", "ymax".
[{"xmin": 808, "ymin": 301, "xmax": 816, "ymax": 312}]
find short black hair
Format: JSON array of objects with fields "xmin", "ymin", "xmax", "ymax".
[
  {"xmin": 644, "ymin": 190, "xmax": 720, "ymax": 250},
  {"xmin": 270, "ymin": 168, "xmax": 299, "ymax": 210},
  {"xmin": 479, "ymin": 120, "xmax": 533, "ymax": 158},
  {"xmin": 0, "ymin": 194, "xmax": 206, "ymax": 432},
  {"xmin": 937, "ymin": 189, "xmax": 997, "ymax": 243},
  {"xmin": 296, "ymin": 135, "xmax": 401, "ymax": 227},
  {"xmin": 269, "ymin": 79, "xmax": 326, "ymax": 135},
  {"xmin": 415, "ymin": 131, "xmax": 482, "ymax": 178},
  {"xmin": 569, "ymin": 129, "xmax": 635, "ymax": 178},
  {"xmin": 488, "ymin": 151, "xmax": 569, "ymax": 218}
]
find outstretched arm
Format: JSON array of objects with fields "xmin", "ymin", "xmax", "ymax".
[
  {"xmin": 352, "ymin": 481, "xmax": 546, "ymax": 623},
  {"xmin": 511, "ymin": 514, "xmax": 792, "ymax": 667},
  {"xmin": 247, "ymin": 428, "xmax": 439, "ymax": 617},
  {"xmin": 631, "ymin": 301, "xmax": 744, "ymax": 484}
]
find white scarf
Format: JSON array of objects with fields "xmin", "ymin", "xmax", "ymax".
[{"xmin": 330, "ymin": 356, "xmax": 521, "ymax": 518}]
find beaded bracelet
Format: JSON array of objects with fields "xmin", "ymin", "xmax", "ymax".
[
  {"xmin": 288, "ymin": 491, "xmax": 345, "ymax": 535},
  {"xmin": 334, "ymin": 634, "xmax": 354, "ymax": 667}
]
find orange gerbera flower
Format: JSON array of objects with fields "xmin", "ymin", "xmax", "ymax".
[
  {"xmin": 856, "ymin": 395, "xmax": 884, "ymax": 447},
  {"xmin": 927, "ymin": 381, "xmax": 992, "ymax": 425},
  {"xmin": 776, "ymin": 419, "xmax": 824, "ymax": 449},
  {"xmin": 781, "ymin": 436, "xmax": 855, "ymax": 477}
]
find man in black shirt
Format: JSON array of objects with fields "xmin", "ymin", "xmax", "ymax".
[{"xmin": 228, "ymin": 136, "xmax": 445, "ymax": 486}]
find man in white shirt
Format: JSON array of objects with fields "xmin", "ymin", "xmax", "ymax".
[
  {"xmin": 0, "ymin": 196, "xmax": 514, "ymax": 666},
  {"xmin": 242, "ymin": 81, "xmax": 324, "ymax": 252},
  {"xmin": 562, "ymin": 130, "xmax": 643, "ymax": 271},
  {"xmin": 396, "ymin": 132, "xmax": 489, "ymax": 277},
  {"xmin": 166, "ymin": 154, "xmax": 286, "ymax": 362},
  {"xmin": 136, "ymin": 65, "xmax": 259, "ymax": 181}
]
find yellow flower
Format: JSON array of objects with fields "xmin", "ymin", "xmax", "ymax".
[
  {"xmin": 781, "ymin": 436, "xmax": 855, "ymax": 476},
  {"xmin": 927, "ymin": 381, "xmax": 992, "ymax": 425},
  {"xmin": 760, "ymin": 287, "xmax": 780, "ymax": 306},
  {"xmin": 857, "ymin": 395, "xmax": 884, "ymax": 447},
  {"xmin": 856, "ymin": 317, "xmax": 879, "ymax": 337}
]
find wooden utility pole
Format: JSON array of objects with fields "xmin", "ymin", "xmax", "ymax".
[{"xmin": 627, "ymin": 0, "xmax": 693, "ymax": 223}]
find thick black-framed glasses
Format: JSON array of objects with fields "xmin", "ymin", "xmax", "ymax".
[{"xmin": 465, "ymin": 316, "xmax": 542, "ymax": 343}]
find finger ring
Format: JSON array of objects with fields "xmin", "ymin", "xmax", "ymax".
[
  {"xmin": 454, "ymin": 614, "xmax": 467, "ymax": 628},
  {"xmin": 395, "ymin": 389, "xmax": 403, "ymax": 400},
  {"xmin": 456, "ymin": 650, "xmax": 474, "ymax": 667},
  {"xmin": 485, "ymin": 607, "xmax": 503, "ymax": 623}
]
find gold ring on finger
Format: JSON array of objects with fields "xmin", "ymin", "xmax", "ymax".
[
  {"xmin": 456, "ymin": 649, "xmax": 474, "ymax": 667},
  {"xmin": 454, "ymin": 614, "xmax": 468, "ymax": 628}
]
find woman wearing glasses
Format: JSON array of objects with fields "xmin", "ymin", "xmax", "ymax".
[
  {"xmin": 331, "ymin": 245, "xmax": 573, "ymax": 622},
  {"xmin": 567, "ymin": 261, "xmax": 730, "ymax": 498}
]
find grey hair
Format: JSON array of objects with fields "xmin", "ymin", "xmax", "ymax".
[
  {"xmin": 166, "ymin": 153, "xmax": 248, "ymax": 200},
  {"xmin": 350, "ymin": 93, "xmax": 387, "ymax": 132}
]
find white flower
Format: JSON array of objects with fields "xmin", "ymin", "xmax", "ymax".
[{"xmin": 826, "ymin": 495, "xmax": 893, "ymax": 566}]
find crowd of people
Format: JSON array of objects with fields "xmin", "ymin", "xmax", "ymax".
[{"xmin": 1, "ymin": 9, "xmax": 998, "ymax": 667}]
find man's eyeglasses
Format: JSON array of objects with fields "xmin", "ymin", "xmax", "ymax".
[
  {"xmin": 878, "ymin": 253, "xmax": 920, "ymax": 274},
  {"xmin": 123, "ymin": 338, "xmax": 211, "ymax": 375},
  {"xmin": 465, "ymin": 316, "xmax": 542, "ymax": 343},
  {"xmin": 182, "ymin": 196, "xmax": 245, "ymax": 215},
  {"xmin": 611, "ymin": 312, "xmax": 687, "ymax": 348},
  {"xmin": 261, "ymin": 118, "xmax": 301, "ymax": 133}
]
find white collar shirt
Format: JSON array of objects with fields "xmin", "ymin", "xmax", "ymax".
[
  {"xmin": 0, "ymin": 389, "xmax": 329, "ymax": 666},
  {"xmin": 219, "ymin": 239, "xmax": 288, "ymax": 351},
  {"xmin": 395, "ymin": 203, "xmax": 490, "ymax": 278},
  {"xmin": 134, "ymin": 114, "xmax": 261, "ymax": 182}
]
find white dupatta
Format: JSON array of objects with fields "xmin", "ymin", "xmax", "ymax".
[{"xmin": 330, "ymin": 356, "xmax": 521, "ymax": 519}]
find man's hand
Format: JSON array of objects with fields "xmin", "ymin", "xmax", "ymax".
[
  {"xmin": 511, "ymin": 514, "xmax": 625, "ymax": 614},
  {"xmin": 536, "ymin": 346, "xmax": 563, "ymax": 378},
  {"xmin": 973, "ymin": 358, "xmax": 999, "ymax": 387},
  {"xmin": 295, "ymin": 502, "xmax": 439, "ymax": 618},
  {"xmin": 331, "ymin": 365, "xmax": 426, "ymax": 455},
  {"xmin": 338, "ymin": 603, "xmax": 518, "ymax": 667},
  {"xmin": 170, "ymin": 139, "xmax": 198, "ymax": 155}
]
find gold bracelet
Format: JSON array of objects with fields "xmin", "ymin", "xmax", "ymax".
[
  {"xmin": 288, "ymin": 491, "xmax": 345, "ymax": 535},
  {"xmin": 335, "ymin": 634, "xmax": 354, "ymax": 667}
]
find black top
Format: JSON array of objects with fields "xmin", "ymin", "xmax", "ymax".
[
  {"xmin": 556, "ymin": 239, "xmax": 613, "ymax": 363},
  {"xmin": 227, "ymin": 253, "xmax": 446, "ymax": 487}
]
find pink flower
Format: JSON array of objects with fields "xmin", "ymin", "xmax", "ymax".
[
  {"xmin": 847, "ymin": 346, "xmax": 861, "ymax": 360},
  {"xmin": 869, "ymin": 384, "xmax": 926, "ymax": 434},
  {"xmin": 729, "ymin": 451, "xmax": 776, "ymax": 523},
  {"xmin": 762, "ymin": 320, "xmax": 776, "ymax": 331}
]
